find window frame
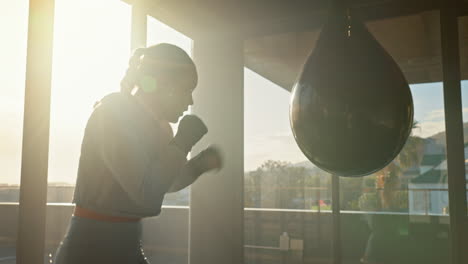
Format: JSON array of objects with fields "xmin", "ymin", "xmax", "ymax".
[{"xmin": 12, "ymin": 1, "xmax": 468, "ymax": 264}]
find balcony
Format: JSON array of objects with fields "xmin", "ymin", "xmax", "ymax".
[{"xmin": 0, "ymin": 203, "xmax": 451, "ymax": 264}]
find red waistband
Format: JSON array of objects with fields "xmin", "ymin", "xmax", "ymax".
[{"xmin": 73, "ymin": 206, "xmax": 141, "ymax": 222}]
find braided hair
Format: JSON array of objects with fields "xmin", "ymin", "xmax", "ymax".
[
  {"xmin": 120, "ymin": 43, "xmax": 197, "ymax": 94},
  {"xmin": 120, "ymin": 48, "xmax": 146, "ymax": 93}
]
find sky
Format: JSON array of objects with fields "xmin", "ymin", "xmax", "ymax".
[
  {"xmin": 244, "ymin": 71, "xmax": 468, "ymax": 171},
  {"xmin": 2, "ymin": 0, "xmax": 468, "ymax": 184}
]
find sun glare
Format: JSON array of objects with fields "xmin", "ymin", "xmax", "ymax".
[
  {"xmin": 0, "ymin": 0, "xmax": 193, "ymax": 185},
  {"xmin": 0, "ymin": 0, "xmax": 28, "ymax": 185},
  {"xmin": 47, "ymin": 0, "xmax": 131, "ymax": 184},
  {"xmin": 47, "ymin": 0, "xmax": 193, "ymax": 184}
]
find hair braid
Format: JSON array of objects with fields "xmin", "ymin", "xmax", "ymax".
[{"xmin": 120, "ymin": 48, "xmax": 146, "ymax": 93}]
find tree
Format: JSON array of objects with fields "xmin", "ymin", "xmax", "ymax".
[
  {"xmin": 244, "ymin": 160, "xmax": 327, "ymax": 209},
  {"xmin": 359, "ymin": 121, "xmax": 424, "ymax": 211},
  {"xmin": 379, "ymin": 121, "xmax": 424, "ymax": 210}
]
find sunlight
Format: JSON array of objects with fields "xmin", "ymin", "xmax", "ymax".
[
  {"xmin": 147, "ymin": 16, "xmax": 192, "ymax": 54},
  {"xmin": 47, "ymin": 0, "xmax": 132, "ymax": 184},
  {"xmin": 47, "ymin": 0, "xmax": 194, "ymax": 184},
  {"xmin": 0, "ymin": 0, "xmax": 28, "ymax": 185},
  {"xmin": 0, "ymin": 1, "xmax": 194, "ymax": 184}
]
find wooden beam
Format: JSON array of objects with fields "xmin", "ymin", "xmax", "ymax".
[
  {"xmin": 190, "ymin": 37, "xmax": 244, "ymax": 264},
  {"xmin": 331, "ymin": 174, "xmax": 341, "ymax": 264},
  {"xmin": 131, "ymin": 0, "xmax": 147, "ymax": 50},
  {"xmin": 242, "ymin": 0, "xmax": 465, "ymax": 38},
  {"xmin": 16, "ymin": 0, "xmax": 55, "ymax": 263},
  {"xmin": 440, "ymin": 1, "xmax": 468, "ymax": 264},
  {"xmin": 132, "ymin": 0, "xmax": 468, "ymax": 39}
]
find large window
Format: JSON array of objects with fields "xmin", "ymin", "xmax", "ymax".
[
  {"xmin": 0, "ymin": 0, "xmax": 29, "ymax": 261},
  {"xmin": 462, "ymin": 81, "xmax": 468, "ymax": 212},
  {"xmin": 0, "ymin": 0, "xmax": 28, "ymax": 198},
  {"xmin": 3, "ymin": 2, "xmax": 466, "ymax": 263},
  {"xmin": 47, "ymin": 0, "xmax": 131, "ymax": 191},
  {"xmin": 339, "ymin": 82, "xmax": 450, "ymax": 264},
  {"xmin": 340, "ymin": 13, "xmax": 452, "ymax": 263},
  {"xmin": 340, "ymin": 83, "xmax": 449, "ymax": 214},
  {"xmin": 137, "ymin": 17, "xmax": 193, "ymax": 264},
  {"xmin": 244, "ymin": 12, "xmax": 453, "ymax": 264},
  {"xmin": 45, "ymin": 0, "xmax": 131, "ymax": 261},
  {"xmin": 146, "ymin": 16, "xmax": 193, "ymax": 207},
  {"xmin": 244, "ymin": 68, "xmax": 333, "ymax": 264},
  {"xmin": 244, "ymin": 78, "xmax": 451, "ymax": 264},
  {"xmin": 43, "ymin": 8, "xmax": 194, "ymax": 263},
  {"xmin": 459, "ymin": 15, "xmax": 468, "ymax": 211}
]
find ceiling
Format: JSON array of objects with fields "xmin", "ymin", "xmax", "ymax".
[{"xmin": 125, "ymin": 0, "xmax": 468, "ymax": 90}]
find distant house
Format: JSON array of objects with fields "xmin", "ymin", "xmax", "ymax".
[{"xmin": 408, "ymin": 142, "xmax": 468, "ymax": 215}]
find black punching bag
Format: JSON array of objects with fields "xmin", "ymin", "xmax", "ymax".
[{"xmin": 290, "ymin": 7, "xmax": 413, "ymax": 177}]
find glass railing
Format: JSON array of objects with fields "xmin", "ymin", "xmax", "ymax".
[{"xmin": 0, "ymin": 204, "xmax": 452, "ymax": 264}]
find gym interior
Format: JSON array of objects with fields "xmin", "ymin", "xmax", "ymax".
[{"xmin": 1, "ymin": 0, "xmax": 468, "ymax": 263}]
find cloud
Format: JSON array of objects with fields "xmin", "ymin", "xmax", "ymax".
[
  {"xmin": 423, "ymin": 109, "xmax": 444, "ymax": 122},
  {"xmin": 413, "ymin": 107, "xmax": 468, "ymax": 138},
  {"xmin": 413, "ymin": 121, "xmax": 445, "ymax": 138},
  {"xmin": 245, "ymin": 132, "xmax": 307, "ymax": 171}
]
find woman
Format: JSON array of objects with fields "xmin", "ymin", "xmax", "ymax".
[{"xmin": 54, "ymin": 43, "xmax": 222, "ymax": 263}]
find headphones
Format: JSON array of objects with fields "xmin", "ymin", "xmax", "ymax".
[
  {"xmin": 131, "ymin": 47, "xmax": 183, "ymax": 97},
  {"xmin": 139, "ymin": 74, "xmax": 158, "ymax": 93},
  {"xmin": 125, "ymin": 47, "xmax": 159, "ymax": 94}
]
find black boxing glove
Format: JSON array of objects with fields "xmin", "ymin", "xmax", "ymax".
[{"xmin": 170, "ymin": 115, "xmax": 208, "ymax": 155}]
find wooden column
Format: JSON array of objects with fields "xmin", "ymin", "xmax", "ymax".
[
  {"xmin": 17, "ymin": 0, "xmax": 55, "ymax": 263},
  {"xmin": 190, "ymin": 37, "xmax": 244, "ymax": 264},
  {"xmin": 131, "ymin": 0, "xmax": 147, "ymax": 50},
  {"xmin": 440, "ymin": 2, "xmax": 468, "ymax": 264},
  {"xmin": 331, "ymin": 174, "xmax": 341, "ymax": 264}
]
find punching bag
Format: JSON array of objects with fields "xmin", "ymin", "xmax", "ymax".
[{"xmin": 290, "ymin": 7, "xmax": 413, "ymax": 177}]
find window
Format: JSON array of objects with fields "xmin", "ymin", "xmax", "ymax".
[
  {"xmin": 47, "ymin": 0, "xmax": 131, "ymax": 191},
  {"xmin": 244, "ymin": 78, "xmax": 451, "ymax": 264},
  {"xmin": 340, "ymin": 82, "xmax": 450, "ymax": 263},
  {"xmin": 463, "ymin": 82, "xmax": 468, "ymax": 212},
  {"xmin": 138, "ymin": 17, "xmax": 193, "ymax": 264},
  {"xmin": 45, "ymin": 0, "xmax": 131, "ymax": 260},
  {"xmin": 147, "ymin": 16, "xmax": 193, "ymax": 207},
  {"xmin": 0, "ymin": 0, "xmax": 29, "ymax": 261},
  {"xmin": 339, "ymin": 11, "xmax": 451, "ymax": 262},
  {"xmin": 0, "ymin": 0, "xmax": 28, "ymax": 199},
  {"xmin": 244, "ymin": 11, "xmax": 452, "ymax": 264},
  {"xmin": 244, "ymin": 68, "xmax": 333, "ymax": 263}
]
